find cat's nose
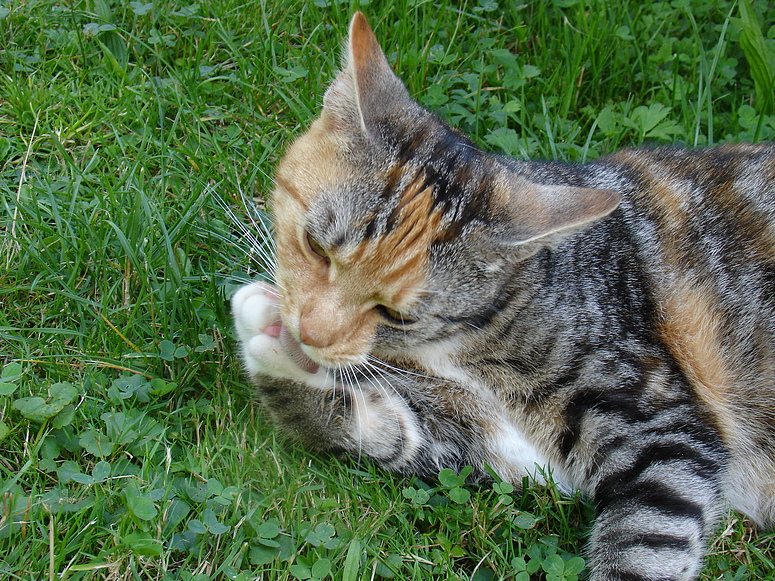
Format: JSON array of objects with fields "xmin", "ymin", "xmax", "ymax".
[{"xmin": 298, "ymin": 315, "xmax": 334, "ymax": 349}]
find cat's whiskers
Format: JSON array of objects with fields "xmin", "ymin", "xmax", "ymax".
[
  {"xmin": 204, "ymin": 228, "xmax": 279, "ymax": 284},
  {"xmin": 359, "ymin": 359, "xmax": 404, "ymax": 401},
  {"xmin": 438, "ymin": 314, "xmax": 483, "ymax": 333},
  {"xmin": 340, "ymin": 363, "xmax": 371, "ymax": 463},
  {"xmin": 321, "ymin": 367, "xmax": 341, "ymax": 426},
  {"xmin": 362, "ymin": 358, "xmax": 410, "ymax": 390},
  {"xmin": 325, "ymin": 365, "xmax": 345, "ymax": 424},
  {"xmin": 363, "ymin": 361, "xmax": 421, "ymax": 393},
  {"xmin": 215, "ymin": 191, "xmax": 282, "ymax": 282},
  {"xmin": 219, "ymin": 272, "xmax": 266, "ymax": 287},
  {"xmin": 358, "ymin": 361, "xmax": 410, "ymax": 453},
  {"xmin": 217, "ymin": 203, "xmax": 279, "ymax": 276},
  {"xmin": 366, "ymin": 354, "xmax": 437, "ymax": 382},
  {"xmin": 234, "ymin": 226, "xmax": 278, "ymax": 279},
  {"xmin": 352, "ymin": 360, "xmax": 414, "ymax": 457}
]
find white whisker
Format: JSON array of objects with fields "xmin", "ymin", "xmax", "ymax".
[
  {"xmin": 321, "ymin": 367, "xmax": 339, "ymax": 425},
  {"xmin": 366, "ymin": 354, "xmax": 437, "ymax": 382},
  {"xmin": 212, "ymin": 190, "xmax": 290, "ymax": 293},
  {"xmin": 359, "ymin": 360, "xmax": 408, "ymax": 454},
  {"xmin": 342, "ymin": 363, "xmax": 368, "ymax": 463},
  {"xmin": 215, "ymin": 194, "xmax": 278, "ymax": 276}
]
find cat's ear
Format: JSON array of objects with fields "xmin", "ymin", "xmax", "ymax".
[
  {"xmin": 502, "ymin": 178, "xmax": 621, "ymax": 245},
  {"xmin": 321, "ymin": 12, "xmax": 412, "ymax": 137}
]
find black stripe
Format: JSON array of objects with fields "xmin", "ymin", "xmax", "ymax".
[
  {"xmin": 555, "ymin": 368, "xmax": 593, "ymax": 457},
  {"xmin": 594, "ymin": 442, "xmax": 721, "ymax": 516},
  {"xmin": 596, "ymin": 478, "xmax": 706, "ymax": 524},
  {"xmin": 614, "ymin": 572, "xmax": 656, "ymax": 581},
  {"xmin": 481, "ymin": 356, "xmax": 537, "ymax": 376},
  {"xmin": 637, "ymin": 440, "xmax": 721, "ymax": 480},
  {"xmin": 644, "ymin": 417, "xmax": 720, "ymax": 442},
  {"xmin": 260, "ymin": 384, "xmax": 281, "ymax": 396},
  {"xmin": 596, "ymin": 439, "xmax": 721, "ymax": 497},
  {"xmin": 584, "ymin": 435, "xmax": 628, "ymax": 481},
  {"xmin": 560, "ymin": 388, "xmax": 652, "ymax": 453},
  {"xmin": 395, "ymin": 125, "xmax": 430, "ymax": 165},
  {"xmin": 557, "ymin": 423, "xmax": 581, "ymax": 460},
  {"xmin": 269, "ymin": 396, "xmax": 292, "ymax": 408},
  {"xmin": 440, "ymin": 278, "xmax": 520, "ymax": 330},
  {"xmin": 630, "ymin": 481, "xmax": 706, "ymax": 522},
  {"xmin": 286, "ymin": 413, "xmax": 306, "ymax": 424},
  {"xmin": 615, "ymin": 533, "xmax": 692, "ymax": 551},
  {"xmin": 578, "ymin": 388, "xmax": 649, "ymax": 422},
  {"xmin": 362, "ymin": 213, "xmax": 379, "ymax": 240}
]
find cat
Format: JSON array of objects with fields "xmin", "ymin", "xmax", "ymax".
[{"xmin": 231, "ymin": 11, "xmax": 775, "ymax": 581}]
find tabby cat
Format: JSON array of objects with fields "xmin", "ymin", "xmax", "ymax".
[{"xmin": 231, "ymin": 12, "xmax": 775, "ymax": 581}]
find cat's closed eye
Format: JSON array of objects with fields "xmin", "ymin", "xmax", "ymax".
[
  {"xmin": 374, "ymin": 304, "xmax": 417, "ymax": 326},
  {"xmin": 305, "ymin": 231, "xmax": 330, "ymax": 266}
]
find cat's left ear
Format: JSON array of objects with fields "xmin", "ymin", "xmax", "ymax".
[
  {"xmin": 322, "ymin": 12, "xmax": 413, "ymax": 137},
  {"xmin": 501, "ymin": 178, "xmax": 621, "ymax": 245}
]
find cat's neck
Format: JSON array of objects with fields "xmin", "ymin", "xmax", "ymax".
[{"xmin": 402, "ymin": 219, "xmax": 656, "ymax": 392}]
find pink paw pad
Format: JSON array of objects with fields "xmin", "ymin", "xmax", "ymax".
[{"xmin": 264, "ymin": 323, "xmax": 283, "ymax": 338}]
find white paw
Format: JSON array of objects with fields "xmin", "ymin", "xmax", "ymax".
[
  {"xmin": 231, "ymin": 281, "xmax": 281, "ymax": 344},
  {"xmin": 231, "ymin": 281, "xmax": 329, "ymax": 387}
]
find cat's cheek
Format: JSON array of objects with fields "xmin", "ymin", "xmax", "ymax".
[{"xmin": 242, "ymin": 334, "xmax": 330, "ymax": 389}]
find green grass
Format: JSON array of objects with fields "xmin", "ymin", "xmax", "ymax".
[{"xmin": 1, "ymin": 0, "xmax": 775, "ymax": 579}]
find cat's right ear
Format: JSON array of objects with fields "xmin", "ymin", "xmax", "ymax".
[
  {"xmin": 500, "ymin": 177, "xmax": 622, "ymax": 246},
  {"xmin": 321, "ymin": 12, "xmax": 413, "ymax": 139}
]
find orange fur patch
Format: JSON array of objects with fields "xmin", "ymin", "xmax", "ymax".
[
  {"xmin": 342, "ymin": 173, "xmax": 442, "ymax": 305},
  {"xmin": 657, "ymin": 280, "xmax": 734, "ymax": 439},
  {"xmin": 273, "ymin": 119, "xmax": 344, "ymax": 210},
  {"xmin": 614, "ymin": 150, "xmax": 690, "ymax": 227}
]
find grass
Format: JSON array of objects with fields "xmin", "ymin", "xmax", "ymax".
[{"xmin": 1, "ymin": 0, "xmax": 774, "ymax": 579}]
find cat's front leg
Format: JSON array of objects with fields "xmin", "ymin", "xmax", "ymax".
[{"xmin": 231, "ymin": 281, "xmax": 422, "ymax": 463}]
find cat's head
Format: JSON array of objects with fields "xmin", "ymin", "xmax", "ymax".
[{"xmin": 271, "ymin": 12, "xmax": 619, "ymax": 369}]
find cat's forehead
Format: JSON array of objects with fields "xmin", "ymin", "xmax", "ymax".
[
  {"xmin": 272, "ymin": 110, "xmax": 512, "ymax": 296},
  {"xmin": 276, "ymin": 117, "xmax": 431, "ymax": 227},
  {"xmin": 274, "ymin": 130, "xmax": 444, "ymax": 303},
  {"xmin": 311, "ymin": 172, "xmax": 443, "ymax": 296},
  {"xmin": 305, "ymin": 181, "xmax": 383, "ymax": 247}
]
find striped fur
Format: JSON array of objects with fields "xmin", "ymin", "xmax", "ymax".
[{"xmin": 232, "ymin": 12, "xmax": 775, "ymax": 581}]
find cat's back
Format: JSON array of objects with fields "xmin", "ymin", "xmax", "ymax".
[
  {"xmin": 592, "ymin": 143, "xmax": 775, "ymax": 364},
  {"xmin": 596, "ymin": 143, "xmax": 775, "ymax": 324},
  {"xmin": 588, "ymin": 143, "xmax": 775, "ymax": 523},
  {"xmin": 606, "ymin": 142, "xmax": 775, "ymax": 228}
]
